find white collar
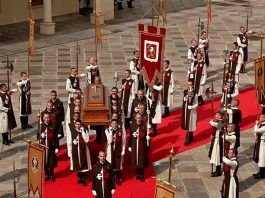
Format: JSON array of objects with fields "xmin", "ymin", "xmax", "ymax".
[{"xmin": 164, "ymin": 68, "xmax": 170, "ymax": 71}]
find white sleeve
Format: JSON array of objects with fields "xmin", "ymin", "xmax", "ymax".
[
  {"xmin": 0, "ymin": 98, "xmax": 8, "ymax": 113},
  {"xmin": 222, "ymin": 157, "xmax": 238, "ymax": 167},
  {"xmin": 235, "ymin": 54, "xmax": 243, "ymax": 74},
  {"xmin": 191, "ymin": 94, "xmax": 198, "ymax": 109},
  {"xmin": 105, "ymin": 129, "xmax": 112, "ymax": 143},
  {"xmin": 129, "ymin": 61, "xmax": 140, "ymax": 75},
  {"xmin": 209, "ymin": 120, "xmax": 218, "ymax": 128},
  {"xmin": 226, "ymin": 134, "xmax": 236, "ymax": 143},
  {"xmin": 66, "ymin": 79, "xmax": 76, "ymax": 93},
  {"xmin": 153, "ymin": 85, "xmax": 163, "ymax": 91},
  {"xmin": 81, "ymin": 128, "xmax": 90, "ymax": 143},
  {"xmin": 187, "ymin": 49, "xmax": 193, "ymax": 60},
  {"xmin": 200, "ymin": 65, "xmax": 207, "ymax": 84},
  {"xmin": 169, "ymin": 72, "xmax": 174, "ymax": 93},
  {"xmin": 231, "ymin": 83, "xmax": 239, "ymax": 97},
  {"xmin": 122, "ymin": 126, "xmax": 126, "ymax": 153},
  {"xmin": 16, "ymin": 80, "xmax": 27, "ymax": 87},
  {"xmin": 237, "ymin": 37, "xmax": 247, "ymax": 48},
  {"xmin": 254, "ymin": 124, "xmax": 265, "ymax": 134}
]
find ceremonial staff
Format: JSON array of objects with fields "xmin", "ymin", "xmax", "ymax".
[
  {"xmin": 76, "ymin": 41, "xmax": 80, "ymax": 73},
  {"xmin": 168, "ymin": 147, "xmax": 174, "ymax": 183},
  {"xmin": 37, "ymin": 109, "xmax": 41, "ymax": 143},
  {"xmin": 196, "ymin": 18, "xmax": 204, "ymax": 45},
  {"xmin": 146, "ymin": 100, "xmax": 150, "ymax": 147},
  {"xmin": 5, "ymin": 56, "xmax": 15, "ymax": 141}
]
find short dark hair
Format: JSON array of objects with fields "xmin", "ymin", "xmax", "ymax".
[
  {"xmin": 111, "ymin": 119, "xmax": 118, "ymax": 123},
  {"xmin": 233, "ymin": 42, "xmax": 238, "ymax": 47},
  {"xmin": 133, "ymin": 50, "xmax": 139, "ymax": 55},
  {"xmin": 0, "ymin": 84, "xmax": 6, "ymax": 89},
  {"xmin": 112, "ymin": 87, "xmax": 118, "ymax": 91},
  {"xmin": 201, "ymin": 31, "xmax": 206, "ymax": 35},
  {"xmin": 164, "ymin": 60, "xmax": 170, "ymax": 65},
  {"xmin": 126, "ymin": 69, "xmax": 131, "ymax": 74},
  {"xmin": 20, "ymin": 72, "xmax": 27, "ymax": 77},
  {"xmin": 50, "ymin": 90, "xmax": 57, "ymax": 94}
]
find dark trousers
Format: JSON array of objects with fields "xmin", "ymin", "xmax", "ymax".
[{"xmin": 20, "ymin": 116, "xmax": 28, "ymax": 128}]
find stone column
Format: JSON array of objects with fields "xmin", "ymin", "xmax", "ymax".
[{"xmin": 40, "ymin": 0, "xmax": 55, "ymax": 35}]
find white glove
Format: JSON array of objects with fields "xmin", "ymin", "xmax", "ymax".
[
  {"xmin": 183, "ymin": 97, "xmax": 187, "ymax": 101},
  {"xmin": 223, "ymin": 107, "xmax": 227, "ymax": 111},
  {"xmin": 147, "ymin": 124, "xmax": 152, "ymax": 129},
  {"xmin": 146, "ymin": 135, "xmax": 150, "ymax": 141},
  {"xmin": 128, "ymin": 147, "xmax": 132, "ymax": 152},
  {"xmin": 111, "ymin": 189, "xmax": 115, "ymax": 195},
  {"xmin": 146, "ymin": 110, "xmax": 150, "ymax": 114},
  {"xmin": 73, "ymin": 139, "xmax": 78, "ymax": 145},
  {"xmin": 55, "ymin": 149, "xmax": 59, "ymax": 154},
  {"xmin": 41, "ymin": 132, "xmax": 46, "ymax": 138},
  {"xmin": 121, "ymin": 150, "xmax": 125, "ymax": 156},
  {"xmin": 58, "ymin": 134, "xmax": 62, "ymax": 138},
  {"xmin": 188, "ymin": 105, "xmax": 193, "ymax": 110},
  {"xmin": 62, "ymin": 121, "xmax": 65, "ymax": 125},
  {"xmin": 227, "ymin": 94, "xmax": 231, "ymax": 98},
  {"xmin": 92, "ymin": 190, "xmax": 97, "ymax": 196},
  {"xmin": 78, "ymin": 74, "xmax": 86, "ymax": 78}
]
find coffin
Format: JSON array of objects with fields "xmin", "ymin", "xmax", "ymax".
[{"xmin": 82, "ymin": 84, "xmax": 110, "ymax": 125}]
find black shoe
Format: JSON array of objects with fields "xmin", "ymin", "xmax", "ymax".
[
  {"xmin": 3, "ymin": 140, "xmax": 10, "ymax": 146},
  {"xmin": 77, "ymin": 176, "xmax": 82, "ymax": 184},
  {"xmin": 118, "ymin": 2, "xmax": 124, "ymax": 9},
  {"xmin": 162, "ymin": 113, "xmax": 169, "ymax": 118},
  {"xmin": 22, "ymin": 125, "xmax": 27, "ymax": 129},
  {"xmin": 184, "ymin": 141, "xmax": 189, "ymax": 146},
  {"xmin": 45, "ymin": 175, "xmax": 50, "ymax": 181},
  {"xmin": 136, "ymin": 173, "xmax": 140, "ymax": 180},
  {"xmin": 253, "ymin": 172, "xmax": 260, "ymax": 177},
  {"xmin": 50, "ymin": 176, "xmax": 56, "ymax": 182},
  {"xmin": 8, "ymin": 139, "xmax": 14, "ymax": 144},
  {"xmin": 127, "ymin": 1, "xmax": 134, "ymax": 8},
  {"xmin": 254, "ymin": 174, "xmax": 265, "ymax": 179},
  {"xmin": 26, "ymin": 125, "xmax": 33, "ymax": 128},
  {"xmin": 116, "ymin": 178, "xmax": 121, "ymax": 186},
  {"xmin": 140, "ymin": 175, "xmax": 145, "ymax": 182}
]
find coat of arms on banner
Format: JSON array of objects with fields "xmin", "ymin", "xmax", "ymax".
[
  {"xmin": 144, "ymin": 40, "xmax": 159, "ymax": 62},
  {"xmin": 138, "ymin": 23, "xmax": 166, "ymax": 86}
]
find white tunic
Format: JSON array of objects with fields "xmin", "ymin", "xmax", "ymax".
[
  {"xmin": 151, "ymin": 84, "xmax": 162, "ymax": 124},
  {"xmin": 221, "ymin": 82, "xmax": 239, "ymax": 104},
  {"xmin": 129, "ymin": 58, "xmax": 140, "ymax": 91},
  {"xmin": 209, "ymin": 120, "xmax": 221, "ymax": 166},
  {"xmin": 163, "ymin": 68, "xmax": 174, "ymax": 107},
  {"xmin": 0, "ymin": 92, "xmax": 8, "ymax": 134},
  {"xmin": 223, "ymin": 157, "xmax": 238, "ymax": 198},
  {"xmin": 254, "ymin": 124, "xmax": 265, "ymax": 167},
  {"xmin": 226, "ymin": 132, "xmax": 236, "ymax": 149}
]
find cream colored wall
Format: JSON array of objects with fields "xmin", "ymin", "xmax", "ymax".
[{"xmin": 0, "ymin": 0, "xmax": 79, "ymax": 25}]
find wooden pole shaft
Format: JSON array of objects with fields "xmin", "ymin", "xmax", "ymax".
[
  {"xmin": 95, "ymin": 0, "xmax": 98, "ymax": 62},
  {"xmin": 152, "ymin": 0, "xmax": 154, "ymax": 26}
]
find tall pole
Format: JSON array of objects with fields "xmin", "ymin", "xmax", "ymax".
[
  {"xmin": 94, "ymin": 0, "xmax": 98, "ymax": 63},
  {"xmin": 261, "ymin": 32, "xmax": 263, "ymax": 57},
  {"xmin": 76, "ymin": 41, "xmax": 79, "ymax": 73},
  {"xmin": 151, "ymin": 0, "xmax": 154, "ymax": 26},
  {"xmin": 13, "ymin": 160, "xmax": 17, "ymax": 198},
  {"xmin": 168, "ymin": 147, "xmax": 174, "ymax": 183},
  {"xmin": 206, "ymin": 0, "xmax": 210, "ymax": 36},
  {"xmin": 28, "ymin": 0, "xmax": 32, "ymax": 77},
  {"xmin": 197, "ymin": 17, "xmax": 201, "ymax": 43}
]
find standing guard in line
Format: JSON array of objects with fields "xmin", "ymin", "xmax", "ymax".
[
  {"xmin": 105, "ymin": 119, "xmax": 126, "ymax": 185},
  {"xmin": 187, "ymin": 39, "xmax": 198, "ymax": 80},
  {"xmin": 0, "ymin": 84, "xmax": 12, "ymax": 145},
  {"xmin": 199, "ymin": 31, "xmax": 210, "ymax": 67},
  {"xmin": 129, "ymin": 50, "xmax": 144, "ymax": 91},
  {"xmin": 208, "ymin": 111, "xmax": 225, "ymax": 177},
  {"xmin": 253, "ymin": 114, "xmax": 265, "ymax": 179},
  {"xmin": 191, "ymin": 52, "xmax": 207, "ymax": 105},
  {"xmin": 92, "ymin": 151, "xmax": 115, "ymax": 198},
  {"xmin": 86, "ymin": 57, "xmax": 100, "ymax": 85},
  {"xmin": 181, "ymin": 81, "xmax": 198, "ymax": 146},
  {"xmin": 228, "ymin": 42, "xmax": 243, "ymax": 82},
  {"xmin": 17, "ymin": 71, "xmax": 32, "ymax": 129},
  {"xmin": 221, "ymin": 73, "xmax": 239, "ymax": 107},
  {"xmin": 71, "ymin": 120, "xmax": 92, "ymax": 186},
  {"xmin": 162, "ymin": 60, "xmax": 174, "ymax": 118},
  {"xmin": 41, "ymin": 113, "xmax": 59, "ymax": 182},
  {"xmin": 237, "ymin": 26, "xmax": 248, "ymax": 73},
  {"xmin": 221, "ymin": 149, "xmax": 239, "ymax": 198},
  {"xmin": 130, "ymin": 89, "xmax": 147, "ymax": 119},
  {"xmin": 224, "ymin": 124, "xmax": 237, "ymax": 156},
  {"xmin": 49, "ymin": 90, "xmax": 65, "ymax": 139},
  {"xmin": 121, "ymin": 70, "xmax": 136, "ymax": 127},
  {"xmin": 129, "ymin": 113, "xmax": 150, "ymax": 182}
]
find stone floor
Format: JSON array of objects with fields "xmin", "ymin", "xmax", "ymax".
[
  {"xmin": 0, "ymin": 0, "xmax": 265, "ymax": 197},
  {"xmin": 154, "ymin": 129, "xmax": 265, "ymax": 198}
]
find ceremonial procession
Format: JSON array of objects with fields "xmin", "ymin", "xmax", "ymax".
[{"xmin": 1, "ymin": 0, "xmax": 265, "ymax": 197}]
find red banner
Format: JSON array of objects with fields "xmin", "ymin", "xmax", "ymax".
[{"xmin": 138, "ymin": 24, "xmax": 166, "ymax": 86}]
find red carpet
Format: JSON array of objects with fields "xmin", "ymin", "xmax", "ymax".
[{"xmin": 44, "ymin": 87, "xmax": 257, "ymax": 198}]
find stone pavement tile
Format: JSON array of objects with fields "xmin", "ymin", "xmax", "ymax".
[{"xmin": 180, "ymin": 173, "xmax": 201, "ymax": 179}]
